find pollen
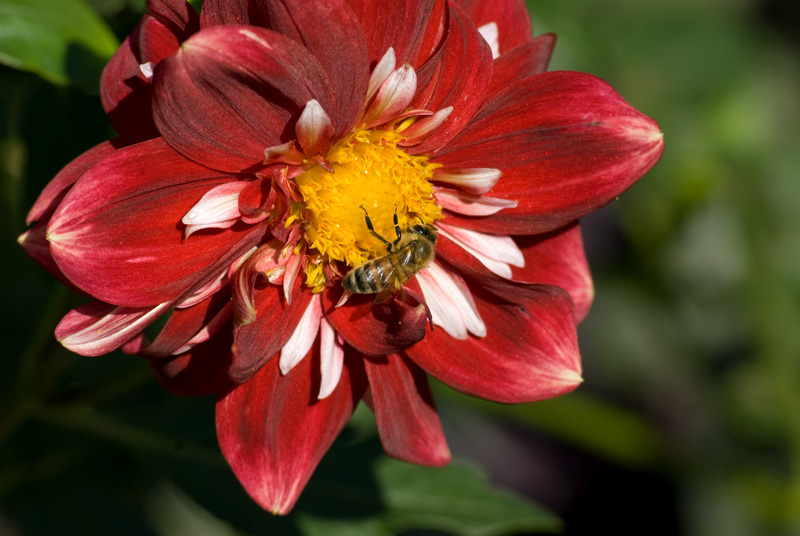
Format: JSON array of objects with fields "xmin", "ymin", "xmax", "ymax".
[{"xmin": 293, "ymin": 128, "xmax": 442, "ymax": 291}]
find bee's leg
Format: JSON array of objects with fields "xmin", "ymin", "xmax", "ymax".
[
  {"xmin": 360, "ymin": 205, "xmax": 392, "ymax": 252},
  {"xmin": 391, "ymin": 205, "xmax": 403, "ymax": 247}
]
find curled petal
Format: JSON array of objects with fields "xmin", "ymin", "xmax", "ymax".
[
  {"xmin": 173, "ymin": 301, "xmax": 234, "ymax": 354},
  {"xmin": 365, "ymin": 353, "xmax": 450, "ymax": 466},
  {"xmin": 365, "ymin": 47, "xmax": 396, "ymax": 104},
  {"xmin": 295, "ymin": 100, "xmax": 336, "ymax": 157},
  {"xmin": 216, "ymin": 352, "xmax": 365, "ymax": 514},
  {"xmin": 56, "ymin": 301, "xmax": 172, "ymax": 357},
  {"xmin": 406, "ymin": 283, "xmax": 582, "ymax": 404},
  {"xmin": 230, "ymin": 278, "xmax": 313, "ymax": 383},
  {"xmin": 398, "ymin": 106, "xmax": 452, "ymax": 147},
  {"xmin": 416, "ymin": 262, "xmax": 485, "ymax": 340},
  {"xmin": 435, "ymin": 187, "xmax": 517, "ymax": 216},
  {"xmin": 364, "ymin": 64, "xmax": 417, "ymax": 128},
  {"xmin": 432, "ymin": 167, "xmax": 501, "ymax": 194},
  {"xmin": 146, "ymin": 0, "xmax": 199, "ymax": 40},
  {"xmin": 323, "ymin": 287, "xmax": 428, "ymax": 356},
  {"xmin": 233, "ymin": 239, "xmax": 289, "ymax": 328},
  {"xmin": 279, "ymin": 295, "xmax": 323, "ymax": 375},
  {"xmin": 182, "ymin": 181, "xmax": 248, "ymax": 239},
  {"xmin": 438, "ymin": 223, "xmax": 524, "ymax": 279}
]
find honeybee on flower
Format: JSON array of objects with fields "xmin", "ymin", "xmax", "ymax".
[{"xmin": 19, "ymin": 0, "xmax": 663, "ymax": 515}]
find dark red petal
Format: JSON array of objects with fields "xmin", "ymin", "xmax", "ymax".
[
  {"xmin": 456, "ymin": 0, "xmax": 532, "ymax": 53},
  {"xmin": 257, "ymin": 0, "xmax": 369, "ymax": 136},
  {"xmin": 101, "ymin": 15, "xmax": 179, "ymax": 143},
  {"xmin": 436, "ymin": 223, "xmax": 593, "ymax": 323},
  {"xmin": 47, "ymin": 138, "xmax": 265, "ymax": 307},
  {"xmin": 346, "ymin": 0, "xmax": 443, "ymax": 67},
  {"xmin": 486, "ymin": 34, "xmax": 555, "ymax": 98},
  {"xmin": 229, "ymin": 280, "xmax": 313, "ymax": 383},
  {"xmin": 216, "ymin": 350, "xmax": 365, "ymax": 514},
  {"xmin": 410, "ymin": 3, "xmax": 492, "ymax": 154},
  {"xmin": 152, "ymin": 25, "xmax": 336, "ymax": 172},
  {"xmin": 18, "ymin": 222, "xmax": 80, "ymax": 291},
  {"xmin": 322, "ymin": 286, "xmax": 429, "ymax": 357},
  {"xmin": 140, "ymin": 289, "xmax": 232, "ymax": 357},
  {"xmin": 364, "ymin": 353, "xmax": 450, "ymax": 466},
  {"xmin": 27, "ymin": 141, "xmax": 117, "ymax": 224},
  {"xmin": 434, "ymin": 71, "xmax": 665, "ymax": 234},
  {"xmin": 149, "ymin": 324, "xmax": 231, "ymax": 396},
  {"xmin": 512, "ymin": 223, "xmax": 593, "ymax": 323},
  {"xmin": 199, "ymin": 0, "xmax": 255, "ymax": 27},
  {"xmin": 146, "ymin": 0, "xmax": 200, "ymax": 40},
  {"xmin": 405, "ymin": 283, "xmax": 582, "ymax": 404}
]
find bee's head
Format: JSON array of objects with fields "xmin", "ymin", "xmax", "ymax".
[{"xmin": 410, "ymin": 224, "xmax": 438, "ymax": 244}]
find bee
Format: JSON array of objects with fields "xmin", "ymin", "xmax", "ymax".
[{"xmin": 342, "ymin": 206, "xmax": 437, "ymax": 295}]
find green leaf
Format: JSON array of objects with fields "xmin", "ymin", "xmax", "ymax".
[{"xmin": 0, "ymin": 0, "xmax": 119, "ymax": 90}]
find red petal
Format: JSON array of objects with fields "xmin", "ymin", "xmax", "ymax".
[
  {"xmin": 56, "ymin": 300, "xmax": 172, "ymax": 357},
  {"xmin": 18, "ymin": 222, "xmax": 79, "ymax": 291},
  {"xmin": 146, "ymin": 0, "xmax": 199, "ymax": 40},
  {"xmin": 47, "ymin": 138, "xmax": 266, "ymax": 307},
  {"xmin": 27, "ymin": 141, "xmax": 117, "ymax": 224},
  {"xmin": 257, "ymin": 0, "xmax": 369, "ymax": 136},
  {"xmin": 410, "ymin": 3, "xmax": 493, "ymax": 154},
  {"xmin": 140, "ymin": 289, "xmax": 232, "ymax": 357},
  {"xmin": 405, "ymin": 283, "xmax": 582, "ymax": 404},
  {"xmin": 456, "ymin": 0, "xmax": 532, "ymax": 53},
  {"xmin": 149, "ymin": 325, "xmax": 231, "ymax": 396},
  {"xmin": 152, "ymin": 25, "xmax": 336, "ymax": 172},
  {"xmin": 216, "ymin": 351, "xmax": 365, "ymax": 514},
  {"xmin": 436, "ymin": 223, "xmax": 594, "ymax": 323},
  {"xmin": 364, "ymin": 353, "xmax": 450, "ymax": 466},
  {"xmin": 229, "ymin": 280, "xmax": 314, "ymax": 383},
  {"xmin": 101, "ymin": 16, "xmax": 179, "ymax": 143},
  {"xmin": 434, "ymin": 71, "xmax": 665, "ymax": 234},
  {"xmin": 322, "ymin": 286, "xmax": 429, "ymax": 357},
  {"xmin": 486, "ymin": 34, "xmax": 555, "ymax": 98},
  {"xmin": 512, "ymin": 223, "xmax": 594, "ymax": 323},
  {"xmin": 346, "ymin": 0, "xmax": 444, "ymax": 67},
  {"xmin": 199, "ymin": 0, "xmax": 254, "ymax": 27}
]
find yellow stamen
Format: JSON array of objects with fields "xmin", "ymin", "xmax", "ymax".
[{"xmin": 293, "ymin": 128, "xmax": 442, "ymax": 292}]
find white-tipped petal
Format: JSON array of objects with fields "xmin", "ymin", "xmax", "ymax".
[
  {"xmin": 318, "ymin": 318, "xmax": 345, "ymax": 399},
  {"xmin": 182, "ymin": 181, "xmax": 247, "ymax": 239},
  {"xmin": 364, "ymin": 64, "xmax": 417, "ymax": 127},
  {"xmin": 279, "ymin": 296, "xmax": 322, "ymax": 375},
  {"xmin": 398, "ymin": 107, "xmax": 453, "ymax": 146},
  {"xmin": 432, "ymin": 168, "xmax": 502, "ymax": 194},
  {"xmin": 435, "ymin": 188, "xmax": 518, "ymax": 216},
  {"xmin": 417, "ymin": 262, "xmax": 486, "ymax": 340},
  {"xmin": 366, "ymin": 47, "xmax": 397, "ymax": 104},
  {"xmin": 139, "ymin": 61, "xmax": 155, "ymax": 80},
  {"xmin": 478, "ymin": 22, "xmax": 500, "ymax": 59},
  {"xmin": 176, "ymin": 267, "xmax": 229, "ymax": 309},
  {"xmin": 439, "ymin": 223, "xmax": 525, "ymax": 280},
  {"xmin": 295, "ymin": 99, "xmax": 335, "ymax": 156}
]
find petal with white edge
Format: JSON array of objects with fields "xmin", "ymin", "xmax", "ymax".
[
  {"xmin": 477, "ymin": 22, "xmax": 500, "ymax": 59},
  {"xmin": 432, "ymin": 168, "xmax": 502, "ymax": 194},
  {"xmin": 417, "ymin": 262, "xmax": 485, "ymax": 340},
  {"xmin": 295, "ymin": 99, "xmax": 335, "ymax": 157},
  {"xmin": 279, "ymin": 295, "xmax": 322, "ymax": 375},
  {"xmin": 435, "ymin": 188, "xmax": 518, "ymax": 216},
  {"xmin": 182, "ymin": 181, "xmax": 248, "ymax": 239},
  {"xmin": 318, "ymin": 318, "xmax": 345, "ymax": 399}
]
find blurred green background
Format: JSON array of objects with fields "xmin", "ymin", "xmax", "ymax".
[{"xmin": 2, "ymin": 0, "xmax": 800, "ymax": 534}]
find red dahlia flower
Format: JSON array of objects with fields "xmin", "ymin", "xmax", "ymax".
[{"xmin": 19, "ymin": 0, "xmax": 664, "ymax": 514}]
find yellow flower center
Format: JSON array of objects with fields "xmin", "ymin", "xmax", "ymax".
[{"xmin": 292, "ymin": 128, "xmax": 442, "ymax": 291}]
